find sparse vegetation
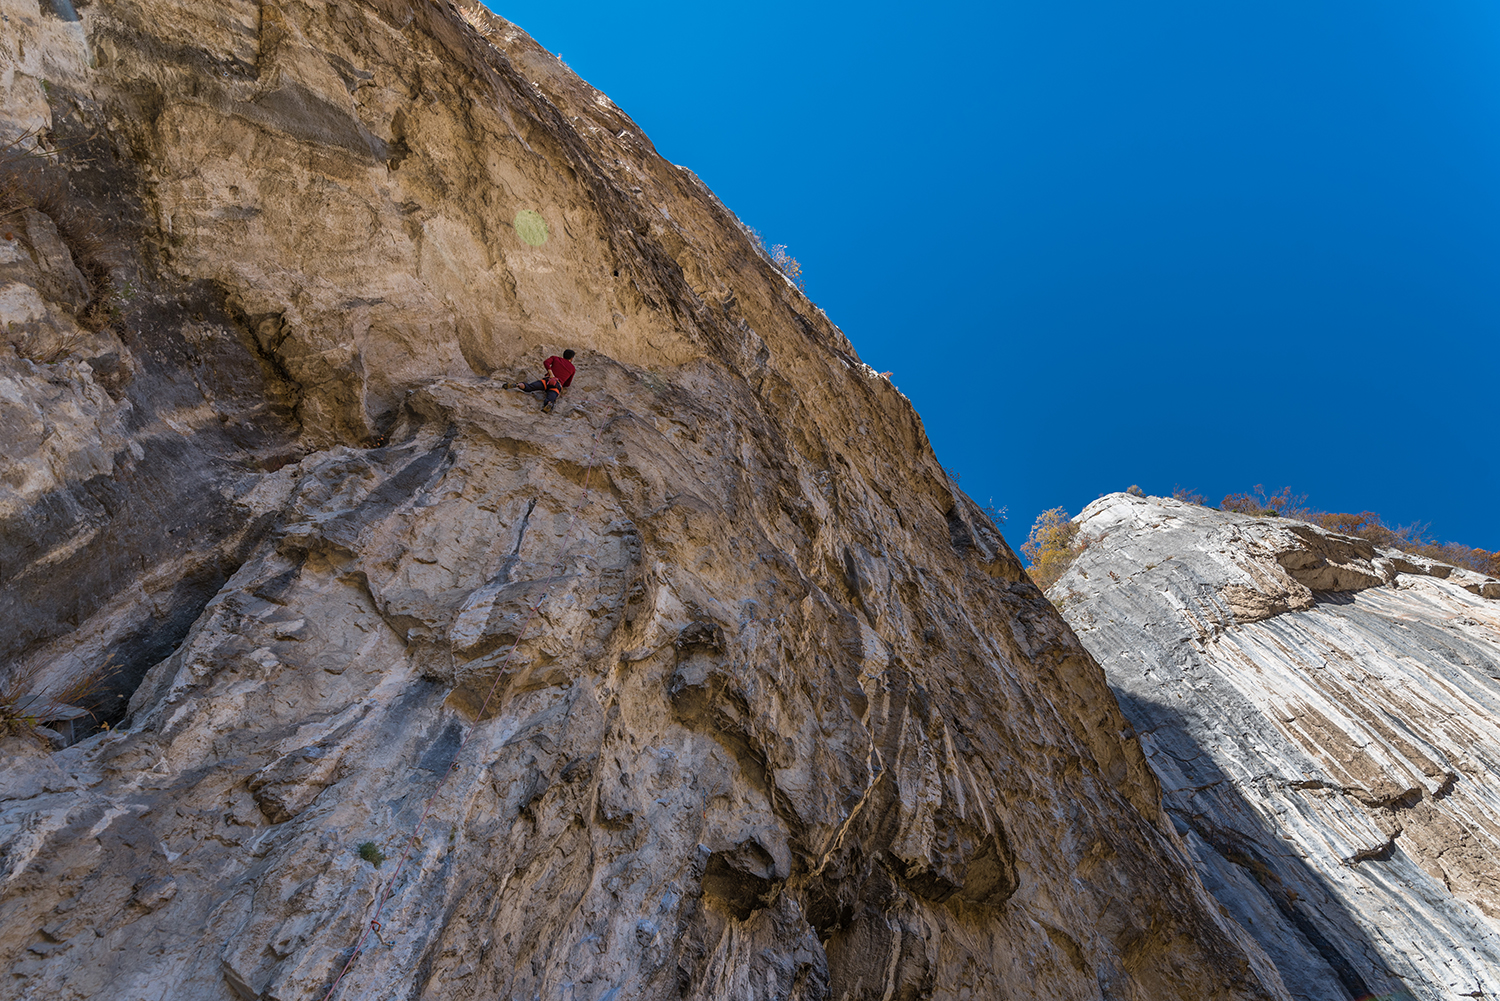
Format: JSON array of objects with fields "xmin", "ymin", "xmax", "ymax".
[
  {"xmin": 1301, "ymin": 511, "xmax": 1498, "ymax": 576},
  {"xmin": 1026, "ymin": 479, "xmax": 1495, "ymax": 596},
  {"xmin": 0, "ymin": 131, "xmax": 43, "ymax": 219},
  {"xmin": 0, "ymin": 685, "xmax": 52, "ymax": 746},
  {"xmin": 1169, "ymin": 482, "xmax": 1496, "ymax": 576},
  {"xmin": 1219, "ymin": 484, "xmax": 1299, "ymax": 518},
  {"xmin": 1021, "ymin": 507, "xmax": 1088, "ymax": 590},
  {"xmin": 1, "ymin": 659, "xmax": 118, "ymax": 748},
  {"xmin": 357, "ymin": 841, "xmax": 386, "ymax": 867},
  {"xmin": 1172, "ymin": 485, "xmax": 1208, "ymax": 505},
  {"xmin": 749, "ymin": 229, "xmax": 806, "ymax": 292},
  {"xmin": 768, "ymin": 244, "xmax": 805, "ymax": 291}
]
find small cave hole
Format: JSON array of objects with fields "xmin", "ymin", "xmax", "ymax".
[{"xmin": 41, "ymin": 0, "xmax": 82, "ymax": 23}]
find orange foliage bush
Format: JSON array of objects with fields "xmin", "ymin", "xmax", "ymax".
[
  {"xmin": 1217, "ymin": 486, "xmax": 1496, "ymax": 577},
  {"xmin": 1021, "ymin": 508, "xmax": 1085, "ymax": 590},
  {"xmin": 1306, "ymin": 513, "xmax": 1497, "ymax": 576},
  {"xmin": 748, "ymin": 228, "xmax": 806, "ymax": 292}
]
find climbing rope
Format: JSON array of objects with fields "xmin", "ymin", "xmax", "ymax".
[{"xmin": 321, "ymin": 398, "xmax": 612, "ymax": 1001}]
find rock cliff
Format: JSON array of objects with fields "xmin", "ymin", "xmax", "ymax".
[
  {"xmin": 1, "ymin": 2, "xmax": 1294, "ymax": 999},
  {"xmin": 1051, "ymin": 493, "xmax": 1500, "ymax": 1001}
]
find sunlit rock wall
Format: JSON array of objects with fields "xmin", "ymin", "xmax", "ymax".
[
  {"xmin": 1, "ymin": 3, "xmax": 1292, "ymax": 999},
  {"xmin": 1051, "ymin": 493, "xmax": 1500, "ymax": 1001}
]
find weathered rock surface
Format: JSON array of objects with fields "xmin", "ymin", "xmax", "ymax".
[
  {"xmin": 1, "ymin": 3, "xmax": 1295, "ymax": 999},
  {"xmin": 1051, "ymin": 493, "xmax": 1500, "ymax": 1001}
]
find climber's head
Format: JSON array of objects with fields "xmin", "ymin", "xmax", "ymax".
[{"xmin": 563, "ymin": 349, "xmax": 576, "ymax": 360}]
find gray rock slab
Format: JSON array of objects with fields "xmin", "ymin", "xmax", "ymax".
[{"xmin": 1053, "ymin": 493, "xmax": 1500, "ymax": 1000}]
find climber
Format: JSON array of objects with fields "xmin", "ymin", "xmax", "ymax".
[{"xmin": 511, "ymin": 349, "xmax": 576, "ymax": 413}]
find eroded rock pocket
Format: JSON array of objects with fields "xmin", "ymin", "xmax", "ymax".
[{"xmin": 701, "ymin": 839, "xmax": 781, "ymax": 920}]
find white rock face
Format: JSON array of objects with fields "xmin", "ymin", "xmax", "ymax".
[
  {"xmin": 1, "ymin": 4, "xmax": 1292, "ymax": 1001},
  {"xmin": 1051, "ymin": 493, "xmax": 1500, "ymax": 1001}
]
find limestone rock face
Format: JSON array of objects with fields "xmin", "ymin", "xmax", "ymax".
[
  {"xmin": 1, "ymin": 3, "xmax": 1291, "ymax": 999},
  {"xmin": 1051, "ymin": 493, "xmax": 1500, "ymax": 1001}
]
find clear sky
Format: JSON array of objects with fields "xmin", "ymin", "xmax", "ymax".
[{"xmin": 486, "ymin": 1, "xmax": 1500, "ymax": 553}]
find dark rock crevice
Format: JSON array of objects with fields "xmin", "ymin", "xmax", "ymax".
[{"xmin": 1186, "ymin": 816, "xmax": 1372, "ymax": 1001}]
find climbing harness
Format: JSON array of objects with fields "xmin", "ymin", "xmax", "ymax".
[{"xmin": 320, "ymin": 399, "xmax": 612, "ymax": 1001}]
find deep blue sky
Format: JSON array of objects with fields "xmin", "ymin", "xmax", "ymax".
[{"xmin": 488, "ymin": 1, "xmax": 1500, "ymax": 552}]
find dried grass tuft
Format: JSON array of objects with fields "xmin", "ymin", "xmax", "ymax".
[{"xmin": 1, "ymin": 658, "xmax": 122, "ymax": 747}]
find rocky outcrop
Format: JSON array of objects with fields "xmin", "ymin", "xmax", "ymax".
[
  {"xmin": 1051, "ymin": 493, "xmax": 1500, "ymax": 1001},
  {"xmin": 0, "ymin": 4, "xmax": 1289, "ymax": 1000}
]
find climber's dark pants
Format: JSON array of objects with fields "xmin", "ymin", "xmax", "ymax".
[{"xmin": 521, "ymin": 380, "xmax": 559, "ymax": 406}]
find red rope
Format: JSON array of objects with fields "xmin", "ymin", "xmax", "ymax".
[{"xmin": 320, "ymin": 401, "xmax": 610, "ymax": 1001}]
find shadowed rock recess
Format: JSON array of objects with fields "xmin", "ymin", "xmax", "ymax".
[
  {"xmin": 0, "ymin": 3, "xmax": 1291, "ymax": 999},
  {"xmin": 1051, "ymin": 493, "xmax": 1500, "ymax": 1001}
]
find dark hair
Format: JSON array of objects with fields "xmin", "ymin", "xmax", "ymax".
[{"xmin": 563, "ymin": 349, "xmax": 576, "ymax": 360}]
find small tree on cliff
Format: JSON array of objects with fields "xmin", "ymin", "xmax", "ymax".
[
  {"xmin": 748, "ymin": 228, "xmax": 806, "ymax": 292},
  {"xmin": 1022, "ymin": 508, "xmax": 1083, "ymax": 590},
  {"xmin": 768, "ymin": 244, "xmax": 805, "ymax": 291}
]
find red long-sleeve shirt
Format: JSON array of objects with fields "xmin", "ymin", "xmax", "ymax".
[{"xmin": 544, "ymin": 355, "xmax": 575, "ymax": 388}]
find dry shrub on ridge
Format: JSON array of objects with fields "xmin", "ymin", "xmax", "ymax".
[
  {"xmin": 1215, "ymin": 485, "xmax": 1497, "ymax": 577},
  {"xmin": 1219, "ymin": 485, "xmax": 1303, "ymax": 518},
  {"xmin": 1172, "ymin": 485, "xmax": 1208, "ymax": 505},
  {"xmin": 1301, "ymin": 510, "xmax": 1497, "ymax": 577}
]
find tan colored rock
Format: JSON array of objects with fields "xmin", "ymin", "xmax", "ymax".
[{"xmin": 2, "ymin": 4, "xmax": 1290, "ymax": 1000}]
